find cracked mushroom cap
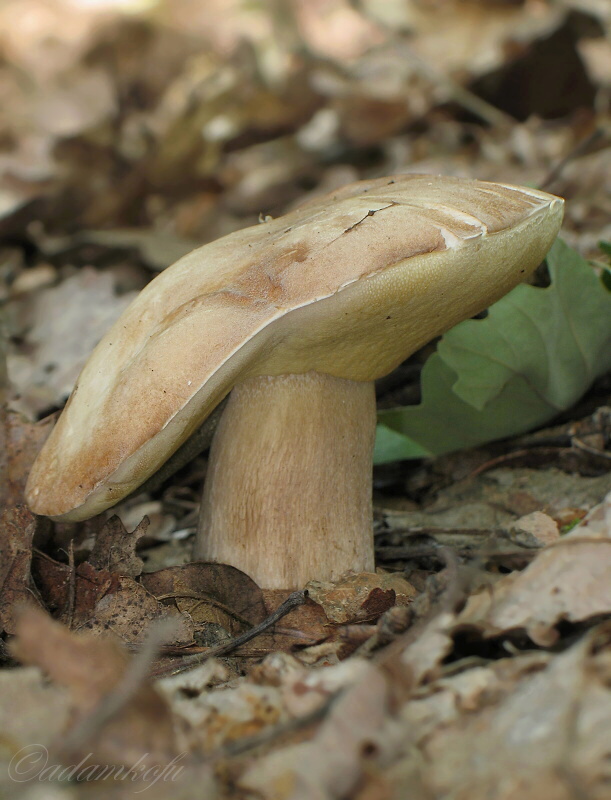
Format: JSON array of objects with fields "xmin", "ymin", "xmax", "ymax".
[{"xmin": 26, "ymin": 174, "xmax": 563, "ymax": 521}]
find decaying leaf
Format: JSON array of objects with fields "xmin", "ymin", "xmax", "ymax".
[
  {"xmin": 455, "ymin": 492, "xmax": 611, "ymax": 645},
  {"xmin": 398, "ymin": 624, "xmax": 611, "ymax": 800},
  {"xmin": 88, "ymin": 514, "xmax": 148, "ymax": 578},
  {"xmin": 142, "ymin": 563, "xmax": 268, "ymax": 639},
  {"xmin": 10, "ymin": 607, "xmax": 180, "ymax": 771},
  {"xmin": 82, "ymin": 576, "xmax": 194, "ymax": 647},
  {"xmin": 306, "ymin": 572, "xmax": 416, "ymax": 624},
  {"xmin": 31, "ymin": 519, "xmax": 195, "ymax": 647},
  {"xmin": 7, "ymin": 268, "xmax": 137, "ymax": 417},
  {"xmin": 0, "ymin": 408, "xmax": 54, "ymax": 634},
  {"xmin": 239, "ymin": 663, "xmax": 389, "ymax": 799}
]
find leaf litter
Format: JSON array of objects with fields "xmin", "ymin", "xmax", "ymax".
[{"xmin": 0, "ymin": 1, "xmax": 610, "ymax": 798}]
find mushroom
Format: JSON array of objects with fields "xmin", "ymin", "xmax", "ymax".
[{"xmin": 26, "ymin": 175, "xmax": 563, "ymax": 589}]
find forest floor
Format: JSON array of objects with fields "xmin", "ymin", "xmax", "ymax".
[{"xmin": 0, "ymin": 2, "xmax": 610, "ymax": 798}]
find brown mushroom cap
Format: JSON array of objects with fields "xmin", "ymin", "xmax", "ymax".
[{"xmin": 26, "ymin": 175, "xmax": 563, "ymax": 521}]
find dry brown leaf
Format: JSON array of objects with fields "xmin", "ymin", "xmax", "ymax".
[
  {"xmin": 82, "ymin": 576, "xmax": 194, "ymax": 648},
  {"xmin": 379, "ymin": 467, "xmax": 611, "ymax": 536},
  {"xmin": 511, "ymin": 510, "xmax": 560, "ymax": 547},
  {"xmin": 399, "ymin": 610, "xmax": 456, "ymax": 687},
  {"xmin": 403, "ymin": 624, "xmax": 611, "ymax": 800},
  {"xmin": 306, "ymin": 572, "xmax": 416, "ymax": 624},
  {"xmin": 32, "ymin": 544, "xmax": 195, "ymax": 648},
  {"xmin": 176, "ymin": 681, "xmax": 288, "ymax": 752},
  {"xmin": 32, "ymin": 555, "xmax": 115, "ymax": 626},
  {"xmin": 0, "ymin": 665, "xmax": 70, "ymax": 746},
  {"xmin": 0, "ymin": 409, "xmax": 54, "ymax": 634},
  {"xmin": 456, "ymin": 492, "xmax": 611, "ymax": 645},
  {"xmin": 10, "ymin": 607, "xmax": 180, "ymax": 771},
  {"xmin": 293, "ymin": 0, "xmax": 384, "ymax": 61},
  {"xmin": 281, "ymin": 657, "xmax": 376, "ymax": 718},
  {"xmin": 57, "ymin": 227, "xmax": 200, "ymax": 272},
  {"xmin": 7, "ymin": 268, "xmax": 137, "ymax": 417},
  {"xmin": 142, "ymin": 563, "xmax": 267, "ymax": 638},
  {"xmin": 239, "ymin": 662, "xmax": 389, "ymax": 800},
  {"xmin": 88, "ymin": 515, "xmax": 148, "ymax": 578},
  {"xmin": 33, "ymin": 68, "xmax": 116, "ymax": 138}
]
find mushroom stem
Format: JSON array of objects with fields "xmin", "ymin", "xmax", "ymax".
[{"xmin": 195, "ymin": 371, "xmax": 377, "ymax": 589}]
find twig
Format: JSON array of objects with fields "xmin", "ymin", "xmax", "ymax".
[
  {"xmin": 217, "ymin": 693, "xmax": 339, "ymax": 759},
  {"xmin": 376, "ymin": 544, "xmax": 541, "ymax": 564},
  {"xmin": 467, "ymin": 447, "xmax": 572, "ymax": 478},
  {"xmin": 155, "ymin": 591, "xmax": 255, "ymax": 629},
  {"xmin": 571, "ymin": 436, "xmax": 611, "ymax": 461},
  {"xmin": 545, "ymin": 536, "xmax": 611, "ymax": 550},
  {"xmin": 158, "ymin": 590, "xmax": 309, "ymax": 677}
]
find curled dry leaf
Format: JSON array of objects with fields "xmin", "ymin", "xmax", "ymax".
[
  {"xmin": 396, "ymin": 623, "xmax": 611, "ymax": 800},
  {"xmin": 455, "ymin": 492, "xmax": 611, "ymax": 645},
  {"xmin": 7, "ymin": 267, "xmax": 137, "ymax": 417},
  {"xmin": 239, "ymin": 663, "xmax": 389, "ymax": 800},
  {"xmin": 88, "ymin": 514, "xmax": 148, "ymax": 578},
  {"xmin": 9, "ymin": 607, "xmax": 180, "ymax": 772},
  {"xmin": 142, "ymin": 563, "xmax": 268, "ymax": 639},
  {"xmin": 0, "ymin": 408, "xmax": 54, "ymax": 634},
  {"xmin": 306, "ymin": 572, "xmax": 417, "ymax": 624}
]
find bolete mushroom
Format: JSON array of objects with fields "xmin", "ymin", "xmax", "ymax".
[{"xmin": 26, "ymin": 175, "xmax": 563, "ymax": 589}]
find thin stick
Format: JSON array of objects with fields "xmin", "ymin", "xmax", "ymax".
[
  {"xmin": 218, "ymin": 693, "xmax": 338, "ymax": 759},
  {"xmin": 158, "ymin": 590, "xmax": 309, "ymax": 677},
  {"xmin": 571, "ymin": 436, "xmax": 611, "ymax": 461},
  {"xmin": 155, "ymin": 591, "xmax": 255, "ymax": 629}
]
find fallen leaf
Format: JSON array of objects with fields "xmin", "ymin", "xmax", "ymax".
[
  {"xmin": 411, "ymin": 624, "xmax": 611, "ymax": 800},
  {"xmin": 142, "ymin": 563, "xmax": 267, "ymax": 638},
  {"xmin": 456, "ymin": 492, "xmax": 611, "ymax": 645},
  {"xmin": 306, "ymin": 573, "xmax": 416, "ymax": 624},
  {"xmin": 10, "ymin": 607, "xmax": 180, "ymax": 771},
  {"xmin": 240, "ymin": 663, "xmax": 389, "ymax": 799},
  {"xmin": 32, "ymin": 551, "xmax": 195, "ymax": 648},
  {"xmin": 510, "ymin": 510, "xmax": 560, "ymax": 547},
  {"xmin": 397, "ymin": 610, "xmax": 456, "ymax": 688},
  {"xmin": 88, "ymin": 514, "xmax": 148, "ymax": 578},
  {"xmin": 7, "ymin": 267, "xmax": 137, "ymax": 417},
  {"xmin": 82, "ymin": 575, "xmax": 194, "ymax": 647},
  {"xmin": 0, "ymin": 408, "xmax": 54, "ymax": 634},
  {"xmin": 0, "ymin": 665, "xmax": 70, "ymax": 748}
]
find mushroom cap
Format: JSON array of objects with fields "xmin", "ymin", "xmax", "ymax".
[{"xmin": 26, "ymin": 175, "xmax": 563, "ymax": 521}]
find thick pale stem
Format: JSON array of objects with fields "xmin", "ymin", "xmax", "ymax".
[{"xmin": 195, "ymin": 372, "xmax": 377, "ymax": 589}]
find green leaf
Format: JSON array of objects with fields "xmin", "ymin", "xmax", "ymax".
[{"xmin": 374, "ymin": 239, "xmax": 611, "ymax": 464}]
